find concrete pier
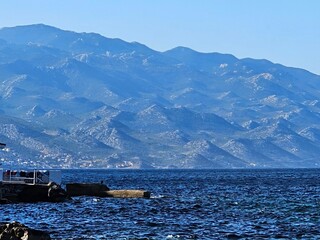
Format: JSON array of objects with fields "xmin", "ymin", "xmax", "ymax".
[
  {"xmin": 105, "ymin": 190, "xmax": 151, "ymax": 198},
  {"xmin": 66, "ymin": 183, "xmax": 151, "ymax": 198}
]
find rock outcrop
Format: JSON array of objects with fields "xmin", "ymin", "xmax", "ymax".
[{"xmin": 0, "ymin": 222, "xmax": 51, "ymax": 240}]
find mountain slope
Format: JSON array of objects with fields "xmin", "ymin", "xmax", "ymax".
[{"xmin": 0, "ymin": 24, "xmax": 320, "ymax": 168}]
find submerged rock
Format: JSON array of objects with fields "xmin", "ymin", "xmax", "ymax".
[{"xmin": 0, "ymin": 222, "xmax": 51, "ymax": 240}]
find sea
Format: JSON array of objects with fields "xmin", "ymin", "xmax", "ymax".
[{"xmin": 1, "ymin": 168, "xmax": 320, "ymax": 239}]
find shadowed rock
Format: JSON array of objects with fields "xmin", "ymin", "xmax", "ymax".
[
  {"xmin": 0, "ymin": 182, "xmax": 69, "ymax": 203},
  {"xmin": 0, "ymin": 222, "xmax": 51, "ymax": 240},
  {"xmin": 66, "ymin": 183, "xmax": 110, "ymax": 197}
]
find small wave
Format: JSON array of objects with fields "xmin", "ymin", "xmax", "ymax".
[
  {"xmin": 150, "ymin": 194, "xmax": 169, "ymax": 199},
  {"xmin": 166, "ymin": 234, "xmax": 198, "ymax": 239}
]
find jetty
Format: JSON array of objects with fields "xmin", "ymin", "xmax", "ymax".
[
  {"xmin": 0, "ymin": 143, "xmax": 151, "ymax": 203},
  {"xmin": 0, "ymin": 168, "xmax": 68, "ymax": 203},
  {"xmin": 0, "ymin": 142, "xmax": 67, "ymax": 203},
  {"xmin": 66, "ymin": 183, "xmax": 151, "ymax": 198},
  {"xmin": 0, "ymin": 169, "xmax": 151, "ymax": 203}
]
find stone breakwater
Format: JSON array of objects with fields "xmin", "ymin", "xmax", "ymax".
[
  {"xmin": 0, "ymin": 222, "xmax": 51, "ymax": 240},
  {"xmin": 66, "ymin": 183, "xmax": 151, "ymax": 198},
  {"xmin": 0, "ymin": 182, "xmax": 151, "ymax": 204}
]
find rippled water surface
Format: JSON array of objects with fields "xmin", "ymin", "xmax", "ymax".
[{"xmin": 1, "ymin": 169, "xmax": 320, "ymax": 239}]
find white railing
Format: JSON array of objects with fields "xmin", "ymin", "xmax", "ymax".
[
  {"xmin": 2, "ymin": 169, "xmax": 36, "ymax": 184},
  {"xmin": 0, "ymin": 169, "xmax": 55, "ymax": 185}
]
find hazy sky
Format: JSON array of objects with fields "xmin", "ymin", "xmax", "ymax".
[{"xmin": 0, "ymin": 0, "xmax": 319, "ymax": 74}]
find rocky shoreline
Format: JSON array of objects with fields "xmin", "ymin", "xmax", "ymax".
[
  {"xmin": 0, "ymin": 183, "xmax": 151, "ymax": 239},
  {"xmin": 0, "ymin": 222, "xmax": 51, "ymax": 240}
]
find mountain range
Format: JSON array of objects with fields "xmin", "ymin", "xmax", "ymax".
[{"xmin": 0, "ymin": 24, "xmax": 320, "ymax": 169}]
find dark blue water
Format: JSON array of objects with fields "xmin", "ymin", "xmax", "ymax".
[{"xmin": 1, "ymin": 169, "xmax": 320, "ymax": 239}]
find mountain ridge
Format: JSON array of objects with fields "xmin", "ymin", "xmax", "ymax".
[{"xmin": 0, "ymin": 24, "xmax": 320, "ymax": 169}]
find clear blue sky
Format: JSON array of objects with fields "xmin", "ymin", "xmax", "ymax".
[{"xmin": 0, "ymin": 0, "xmax": 319, "ymax": 74}]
